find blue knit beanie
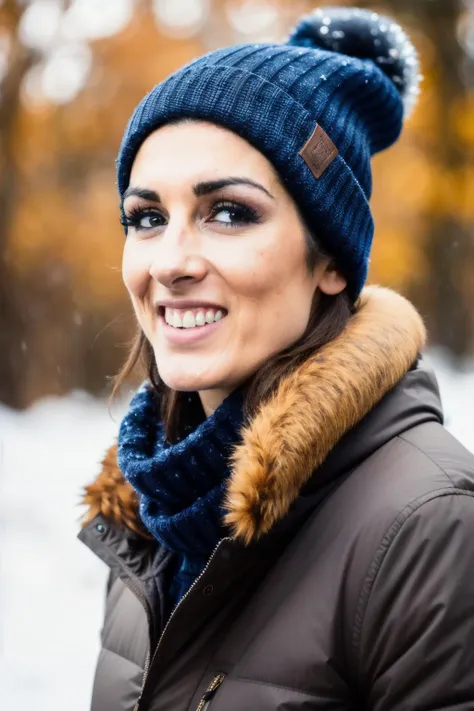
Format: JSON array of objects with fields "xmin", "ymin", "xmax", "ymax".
[{"xmin": 117, "ymin": 7, "xmax": 420, "ymax": 299}]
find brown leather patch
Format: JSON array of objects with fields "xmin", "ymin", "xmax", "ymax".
[{"xmin": 299, "ymin": 124, "xmax": 339, "ymax": 179}]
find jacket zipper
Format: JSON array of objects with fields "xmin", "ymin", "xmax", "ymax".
[
  {"xmin": 133, "ymin": 538, "xmax": 230, "ymax": 711},
  {"xmin": 195, "ymin": 673, "xmax": 226, "ymax": 711}
]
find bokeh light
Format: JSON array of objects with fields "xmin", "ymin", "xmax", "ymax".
[{"xmin": 152, "ymin": 0, "xmax": 210, "ymax": 38}]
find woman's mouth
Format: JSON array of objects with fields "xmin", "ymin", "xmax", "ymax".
[{"xmin": 158, "ymin": 306, "xmax": 228, "ymax": 344}]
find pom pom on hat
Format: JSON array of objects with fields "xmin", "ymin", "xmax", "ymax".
[{"xmin": 287, "ymin": 6, "xmax": 421, "ymax": 117}]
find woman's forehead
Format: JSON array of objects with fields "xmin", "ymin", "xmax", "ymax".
[{"xmin": 130, "ymin": 121, "xmax": 281, "ymax": 191}]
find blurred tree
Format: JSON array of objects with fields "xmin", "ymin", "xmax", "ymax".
[
  {"xmin": 0, "ymin": 0, "xmax": 34, "ymax": 405},
  {"xmin": 370, "ymin": 0, "xmax": 474, "ymax": 357},
  {"xmin": 411, "ymin": 0, "xmax": 474, "ymax": 357}
]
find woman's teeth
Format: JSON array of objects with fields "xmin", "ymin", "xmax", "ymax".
[{"xmin": 164, "ymin": 308, "xmax": 225, "ymax": 329}]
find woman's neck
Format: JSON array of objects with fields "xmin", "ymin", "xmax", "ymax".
[{"xmin": 199, "ymin": 388, "xmax": 233, "ymax": 417}]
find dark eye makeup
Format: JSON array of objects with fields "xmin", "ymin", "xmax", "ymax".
[
  {"xmin": 121, "ymin": 205, "xmax": 165, "ymax": 231},
  {"xmin": 208, "ymin": 201, "xmax": 261, "ymax": 226},
  {"xmin": 121, "ymin": 199, "xmax": 262, "ymax": 232}
]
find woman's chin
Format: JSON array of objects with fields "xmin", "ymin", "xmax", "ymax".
[
  {"xmin": 157, "ymin": 365, "xmax": 225, "ymax": 394},
  {"xmin": 154, "ymin": 346, "xmax": 234, "ymax": 393}
]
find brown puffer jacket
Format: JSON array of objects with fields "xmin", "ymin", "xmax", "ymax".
[{"xmin": 80, "ymin": 288, "xmax": 474, "ymax": 711}]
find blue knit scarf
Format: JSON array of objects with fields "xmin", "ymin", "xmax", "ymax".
[{"xmin": 117, "ymin": 385, "xmax": 245, "ymax": 606}]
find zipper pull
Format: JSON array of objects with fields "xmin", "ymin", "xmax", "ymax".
[{"xmin": 196, "ymin": 673, "xmax": 226, "ymax": 711}]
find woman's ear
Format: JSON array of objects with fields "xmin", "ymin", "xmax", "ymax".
[{"xmin": 318, "ymin": 261, "xmax": 347, "ymax": 296}]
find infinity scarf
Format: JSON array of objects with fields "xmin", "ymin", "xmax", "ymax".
[{"xmin": 117, "ymin": 385, "xmax": 245, "ymax": 603}]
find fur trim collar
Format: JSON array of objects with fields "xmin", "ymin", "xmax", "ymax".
[{"xmin": 82, "ymin": 287, "xmax": 426, "ymax": 544}]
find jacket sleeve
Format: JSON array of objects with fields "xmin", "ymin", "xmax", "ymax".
[{"xmin": 357, "ymin": 491, "xmax": 474, "ymax": 710}]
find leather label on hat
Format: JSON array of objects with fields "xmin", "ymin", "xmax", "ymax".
[{"xmin": 299, "ymin": 124, "xmax": 338, "ymax": 179}]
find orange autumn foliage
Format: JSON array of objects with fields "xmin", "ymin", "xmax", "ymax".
[{"xmin": 1, "ymin": 0, "xmax": 473, "ymax": 407}]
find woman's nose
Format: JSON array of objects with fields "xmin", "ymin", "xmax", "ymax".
[{"xmin": 148, "ymin": 228, "xmax": 208, "ymax": 289}]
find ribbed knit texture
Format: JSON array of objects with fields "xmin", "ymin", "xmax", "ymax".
[
  {"xmin": 117, "ymin": 386, "xmax": 245, "ymax": 606},
  {"xmin": 115, "ymin": 8, "xmax": 419, "ymax": 298}
]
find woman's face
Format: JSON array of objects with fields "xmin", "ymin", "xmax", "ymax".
[{"xmin": 122, "ymin": 121, "xmax": 345, "ymax": 414}]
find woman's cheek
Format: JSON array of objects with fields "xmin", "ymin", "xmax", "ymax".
[
  {"xmin": 221, "ymin": 244, "xmax": 277, "ymax": 295},
  {"xmin": 122, "ymin": 244, "xmax": 150, "ymax": 300}
]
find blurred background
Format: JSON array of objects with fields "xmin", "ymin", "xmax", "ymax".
[{"xmin": 0, "ymin": 1, "xmax": 473, "ymax": 709}]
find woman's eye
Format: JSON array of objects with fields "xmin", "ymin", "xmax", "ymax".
[
  {"xmin": 209, "ymin": 202, "xmax": 260, "ymax": 227},
  {"xmin": 122, "ymin": 209, "xmax": 165, "ymax": 231},
  {"xmin": 138, "ymin": 214, "xmax": 163, "ymax": 229}
]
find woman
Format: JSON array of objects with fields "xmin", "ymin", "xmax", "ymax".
[{"xmin": 80, "ymin": 7, "xmax": 474, "ymax": 711}]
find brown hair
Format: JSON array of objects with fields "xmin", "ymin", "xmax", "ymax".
[{"xmin": 112, "ymin": 229, "xmax": 354, "ymax": 443}]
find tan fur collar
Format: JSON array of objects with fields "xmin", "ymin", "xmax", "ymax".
[{"xmin": 82, "ymin": 287, "xmax": 426, "ymax": 544}]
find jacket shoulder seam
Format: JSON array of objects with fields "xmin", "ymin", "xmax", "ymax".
[
  {"xmin": 351, "ymin": 487, "xmax": 474, "ymax": 670},
  {"xmin": 396, "ymin": 431, "xmax": 456, "ymax": 486}
]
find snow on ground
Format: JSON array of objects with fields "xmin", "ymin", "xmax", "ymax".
[
  {"xmin": 0, "ymin": 392, "xmax": 125, "ymax": 711},
  {"xmin": 424, "ymin": 349, "xmax": 474, "ymax": 450},
  {"xmin": 0, "ymin": 355, "xmax": 473, "ymax": 711}
]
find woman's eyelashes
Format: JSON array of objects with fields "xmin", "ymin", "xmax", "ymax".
[
  {"xmin": 121, "ymin": 200, "xmax": 262, "ymax": 233},
  {"xmin": 121, "ymin": 205, "xmax": 165, "ymax": 231},
  {"xmin": 208, "ymin": 201, "xmax": 261, "ymax": 227}
]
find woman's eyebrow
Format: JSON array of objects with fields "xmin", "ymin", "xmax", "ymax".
[
  {"xmin": 121, "ymin": 179, "xmax": 275, "ymax": 204},
  {"xmin": 193, "ymin": 178, "xmax": 275, "ymax": 200},
  {"xmin": 122, "ymin": 187, "xmax": 160, "ymax": 203}
]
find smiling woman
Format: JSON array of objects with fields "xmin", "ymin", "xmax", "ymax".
[
  {"xmin": 79, "ymin": 7, "xmax": 474, "ymax": 711},
  {"xmin": 119, "ymin": 120, "xmax": 347, "ymax": 417}
]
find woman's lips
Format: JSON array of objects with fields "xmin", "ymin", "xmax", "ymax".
[{"xmin": 159, "ymin": 310, "xmax": 227, "ymax": 345}]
